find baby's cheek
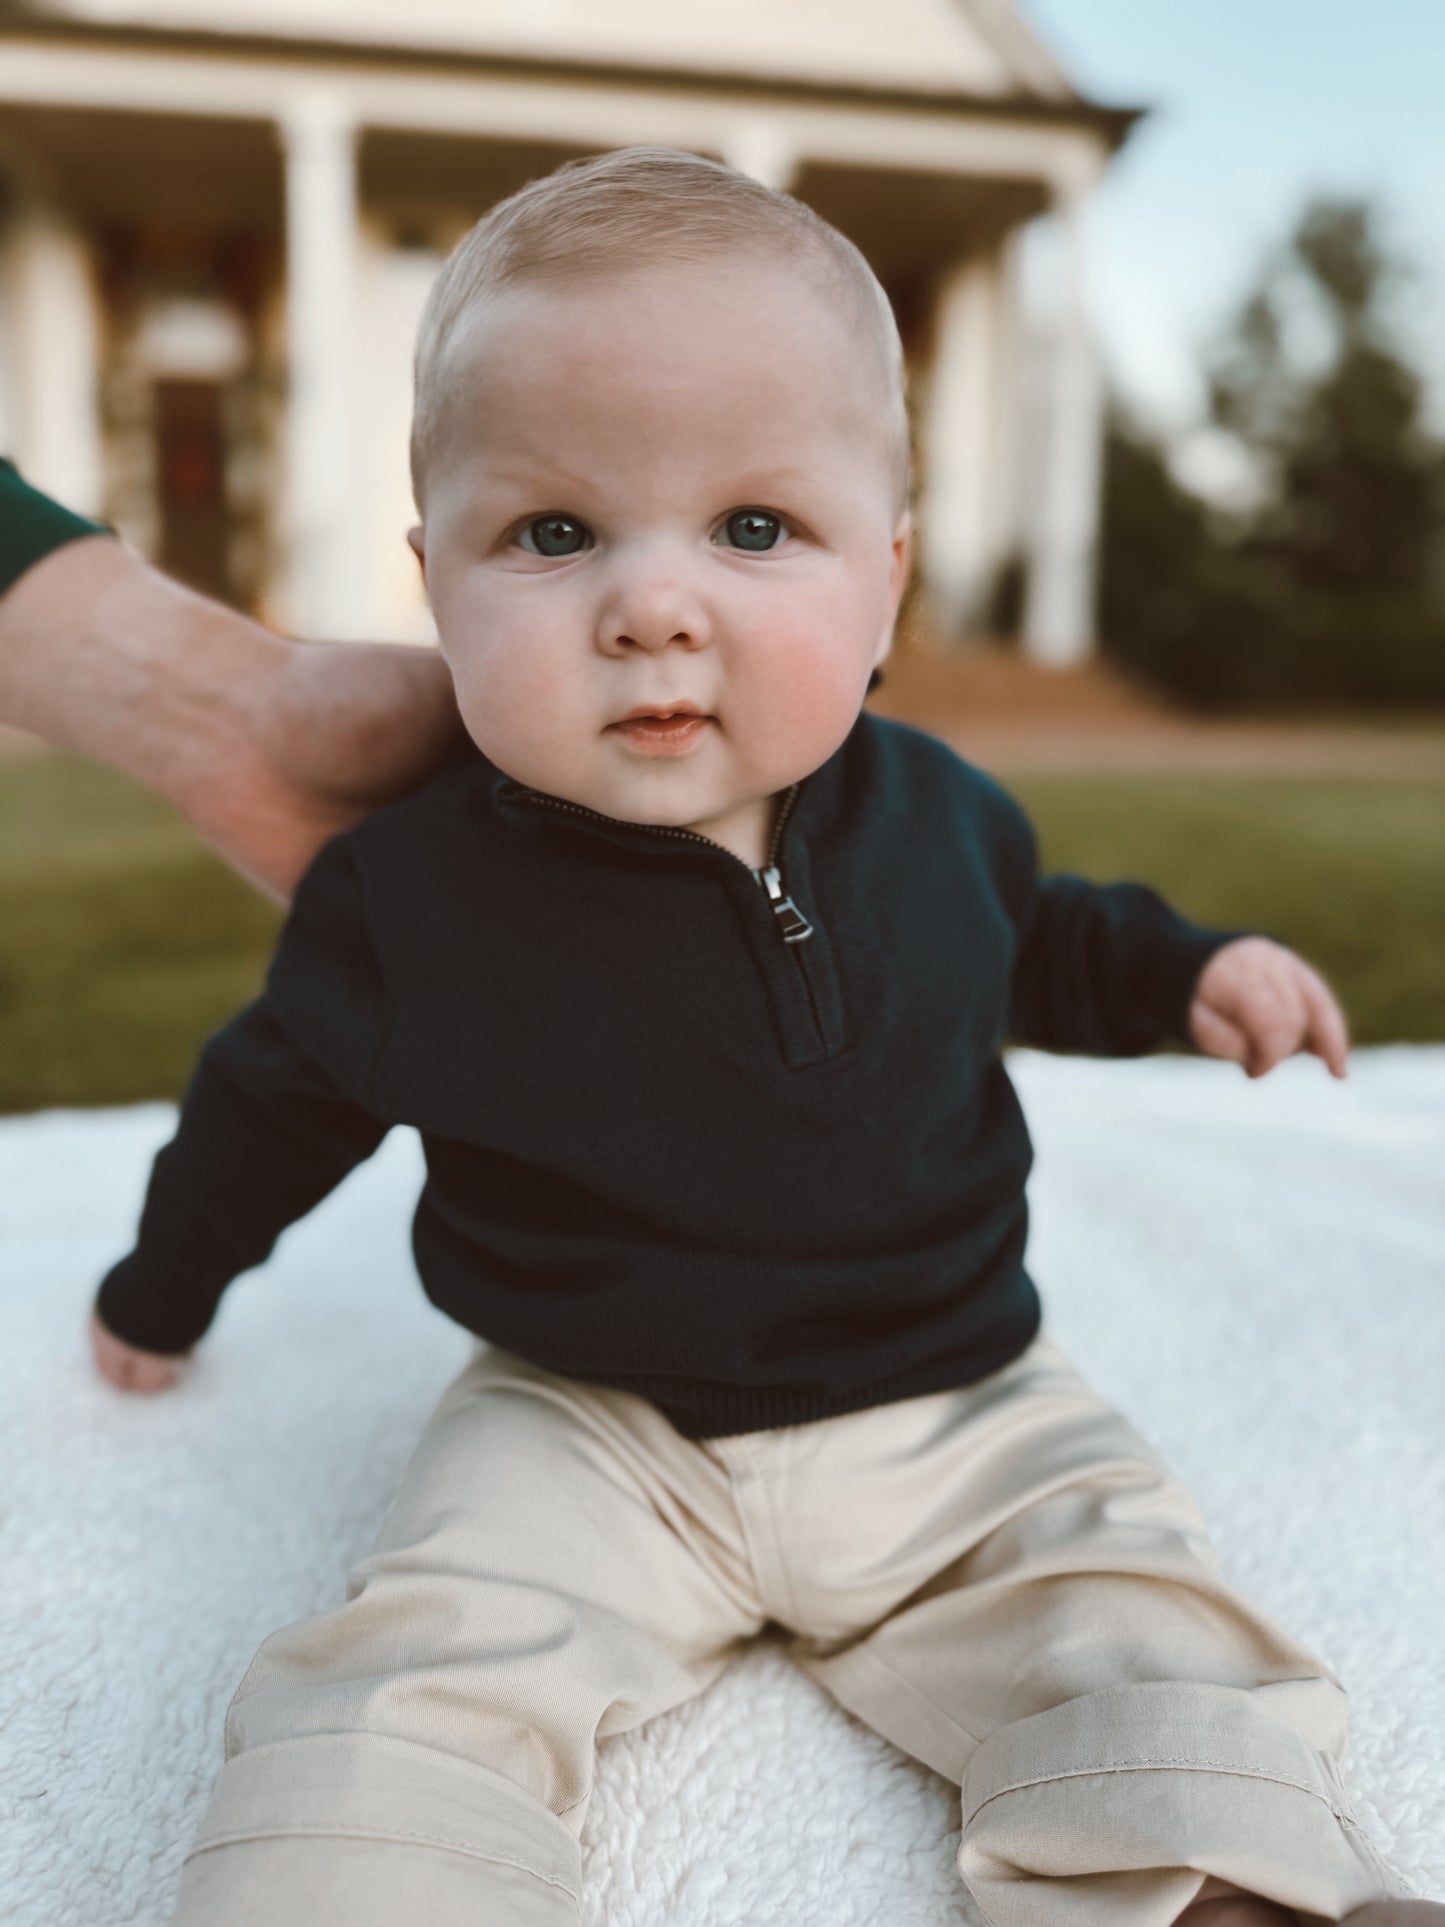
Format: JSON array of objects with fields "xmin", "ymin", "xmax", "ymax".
[
  {"xmin": 446, "ymin": 604, "xmax": 560, "ymax": 717},
  {"xmin": 735, "ymin": 631, "xmax": 867, "ymax": 761}
]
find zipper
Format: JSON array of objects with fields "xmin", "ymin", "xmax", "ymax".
[
  {"xmin": 753, "ymin": 864, "xmax": 813, "ymax": 942},
  {"xmin": 509, "ymin": 776, "xmax": 836, "ymax": 1063},
  {"xmin": 510, "ymin": 780, "xmax": 815, "ymax": 946}
]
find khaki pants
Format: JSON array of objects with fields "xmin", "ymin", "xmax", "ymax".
[{"xmin": 171, "ymin": 1330, "xmax": 1404, "ymax": 1926}]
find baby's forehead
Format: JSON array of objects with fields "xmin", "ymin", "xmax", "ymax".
[
  {"xmin": 463, "ymin": 254, "xmax": 855, "ymax": 355},
  {"xmin": 411, "ymin": 165, "xmax": 912, "ymax": 514},
  {"xmin": 427, "ymin": 255, "xmax": 909, "ymax": 513}
]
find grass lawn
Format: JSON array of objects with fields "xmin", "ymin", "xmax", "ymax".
[
  {"xmin": 0, "ymin": 750, "xmax": 1440, "ymax": 1114},
  {"xmin": 1009, "ymin": 771, "xmax": 1444, "ymax": 1049},
  {"xmin": 0, "ymin": 754, "xmax": 282, "ymax": 1114}
]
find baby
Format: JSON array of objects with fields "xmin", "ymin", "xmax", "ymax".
[{"xmin": 89, "ymin": 148, "xmax": 1431, "ymax": 1927}]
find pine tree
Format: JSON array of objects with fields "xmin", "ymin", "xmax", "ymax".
[{"xmin": 1099, "ymin": 197, "xmax": 1445, "ymax": 709}]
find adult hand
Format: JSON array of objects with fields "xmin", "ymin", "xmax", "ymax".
[
  {"xmin": 1188, "ymin": 936, "xmax": 1350, "ymax": 1079},
  {"xmin": 0, "ymin": 536, "xmax": 466, "ymax": 903}
]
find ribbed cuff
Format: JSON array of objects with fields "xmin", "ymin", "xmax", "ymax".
[
  {"xmin": 93, "ymin": 1197, "xmax": 239, "ymax": 1355},
  {"xmin": 93, "ymin": 1266, "xmax": 219, "ymax": 1355},
  {"xmin": 1120, "ymin": 913, "xmax": 1261, "ymax": 1048},
  {"xmin": 0, "ymin": 457, "xmax": 112, "ymax": 598}
]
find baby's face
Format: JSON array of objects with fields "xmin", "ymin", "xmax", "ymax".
[{"xmin": 411, "ymin": 258, "xmax": 911, "ymax": 868}]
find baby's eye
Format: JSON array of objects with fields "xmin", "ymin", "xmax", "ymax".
[
  {"xmin": 516, "ymin": 514, "xmax": 591, "ymax": 558},
  {"xmin": 717, "ymin": 508, "xmax": 791, "ymax": 553}
]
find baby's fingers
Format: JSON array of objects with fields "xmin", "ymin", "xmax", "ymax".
[
  {"xmin": 88, "ymin": 1306, "xmax": 189, "ymax": 1393},
  {"xmin": 1297, "ymin": 962, "xmax": 1350, "ymax": 1079},
  {"xmin": 1240, "ymin": 982, "xmax": 1309, "ymax": 1077},
  {"xmin": 1189, "ymin": 999, "xmax": 1252, "ymax": 1069}
]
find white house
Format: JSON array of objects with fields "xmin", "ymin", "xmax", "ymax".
[{"xmin": 0, "ymin": 0, "xmax": 1137, "ymax": 660}]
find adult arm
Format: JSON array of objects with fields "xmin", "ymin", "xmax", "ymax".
[{"xmin": 0, "ymin": 461, "xmax": 465, "ymax": 903}]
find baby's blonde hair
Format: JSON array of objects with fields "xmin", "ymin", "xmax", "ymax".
[{"xmin": 409, "ymin": 144, "xmax": 912, "ymax": 516}]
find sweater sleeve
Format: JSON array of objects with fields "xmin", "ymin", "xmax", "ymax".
[
  {"xmin": 998, "ymin": 793, "xmax": 1254, "ymax": 1057},
  {"xmin": 0, "ymin": 458, "xmax": 112, "ymax": 597},
  {"xmin": 94, "ymin": 834, "xmax": 393, "ymax": 1354}
]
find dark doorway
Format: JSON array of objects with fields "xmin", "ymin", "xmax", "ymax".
[{"xmin": 154, "ymin": 376, "xmax": 237, "ymax": 605}]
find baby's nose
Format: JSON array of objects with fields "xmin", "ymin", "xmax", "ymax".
[{"xmin": 598, "ymin": 568, "xmax": 712, "ymax": 653}]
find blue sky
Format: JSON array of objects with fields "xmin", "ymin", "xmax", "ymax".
[{"xmin": 1020, "ymin": 0, "xmax": 1445, "ymax": 440}]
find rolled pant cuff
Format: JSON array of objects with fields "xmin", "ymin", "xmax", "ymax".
[
  {"xmin": 185, "ymin": 1730, "xmax": 582, "ymax": 1903},
  {"xmin": 958, "ymin": 1679, "xmax": 1408, "ymax": 1927}
]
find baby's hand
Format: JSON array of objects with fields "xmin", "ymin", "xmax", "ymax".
[
  {"xmin": 88, "ymin": 1304, "xmax": 193, "ymax": 1393},
  {"xmin": 1187, "ymin": 936, "xmax": 1349, "ymax": 1080}
]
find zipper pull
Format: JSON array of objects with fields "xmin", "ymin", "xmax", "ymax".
[{"xmin": 755, "ymin": 864, "xmax": 814, "ymax": 943}]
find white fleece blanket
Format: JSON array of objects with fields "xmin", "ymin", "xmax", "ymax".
[{"xmin": 2, "ymin": 1048, "xmax": 1442, "ymax": 1926}]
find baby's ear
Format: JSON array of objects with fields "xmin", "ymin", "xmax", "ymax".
[
  {"xmin": 406, "ymin": 524, "xmax": 427, "ymax": 588},
  {"xmin": 890, "ymin": 510, "xmax": 914, "ymax": 598}
]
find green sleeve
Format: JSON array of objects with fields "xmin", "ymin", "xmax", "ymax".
[{"xmin": 0, "ymin": 458, "xmax": 113, "ymax": 598}]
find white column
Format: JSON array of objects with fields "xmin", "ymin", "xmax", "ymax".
[
  {"xmin": 356, "ymin": 224, "xmax": 445, "ymax": 643},
  {"xmin": 279, "ymin": 88, "xmax": 360, "ymax": 639},
  {"xmin": 918, "ymin": 242, "xmax": 1015, "ymax": 641},
  {"xmin": 1021, "ymin": 174, "xmax": 1105, "ymax": 667},
  {"xmin": 1, "ymin": 206, "xmax": 104, "ymax": 515},
  {"xmin": 984, "ymin": 228, "xmax": 1026, "ymax": 584},
  {"xmin": 722, "ymin": 118, "xmax": 799, "ymax": 193}
]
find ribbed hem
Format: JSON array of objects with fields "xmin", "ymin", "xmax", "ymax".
[{"xmin": 598, "ymin": 1294, "xmax": 1044, "ymax": 1440}]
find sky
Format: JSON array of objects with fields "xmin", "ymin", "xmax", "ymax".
[{"xmin": 1020, "ymin": 0, "xmax": 1445, "ymax": 449}]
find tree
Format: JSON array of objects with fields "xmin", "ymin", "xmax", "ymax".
[{"xmin": 1098, "ymin": 197, "xmax": 1445, "ymax": 710}]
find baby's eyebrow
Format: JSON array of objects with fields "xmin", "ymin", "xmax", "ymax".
[
  {"xmin": 475, "ymin": 457, "xmax": 599, "ymax": 498},
  {"xmin": 726, "ymin": 465, "xmax": 813, "ymax": 493},
  {"xmin": 471, "ymin": 457, "xmax": 819, "ymax": 503}
]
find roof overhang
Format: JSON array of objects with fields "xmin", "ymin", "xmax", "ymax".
[{"xmin": 0, "ymin": 11, "xmax": 1144, "ymax": 152}]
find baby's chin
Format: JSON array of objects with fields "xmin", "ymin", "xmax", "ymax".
[
  {"xmin": 467, "ymin": 741, "xmax": 729, "ymax": 827},
  {"xmin": 574, "ymin": 770, "xmax": 744, "ymax": 830}
]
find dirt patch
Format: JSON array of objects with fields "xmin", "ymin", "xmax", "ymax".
[{"xmin": 872, "ymin": 636, "xmax": 1445, "ymax": 780}]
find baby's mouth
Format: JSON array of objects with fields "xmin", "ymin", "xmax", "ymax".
[
  {"xmin": 608, "ymin": 711, "xmax": 713, "ymax": 751},
  {"xmin": 613, "ymin": 713, "xmax": 707, "ymax": 728},
  {"xmin": 610, "ymin": 702, "xmax": 712, "ymax": 729}
]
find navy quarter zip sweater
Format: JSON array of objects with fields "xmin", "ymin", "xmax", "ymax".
[{"xmin": 96, "ymin": 712, "xmax": 1247, "ymax": 1438}]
